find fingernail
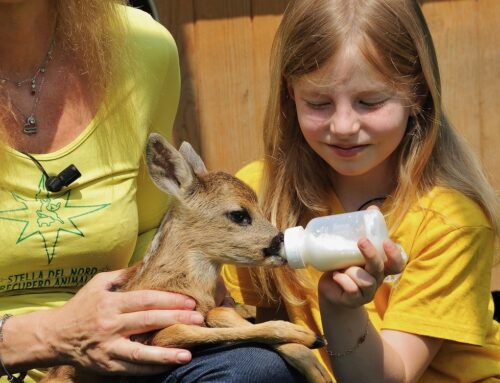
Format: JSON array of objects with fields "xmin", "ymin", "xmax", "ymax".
[
  {"xmin": 184, "ymin": 299, "xmax": 196, "ymax": 309},
  {"xmin": 177, "ymin": 351, "xmax": 191, "ymax": 363},
  {"xmin": 385, "ymin": 240, "xmax": 397, "ymax": 250},
  {"xmin": 396, "ymin": 244, "xmax": 409, "ymax": 265},
  {"xmin": 191, "ymin": 313, "xmax": 204, "ymax": 324},
  {"xmin": 358, "ymin": 238, "xmax": 369, "ymax": 249}
]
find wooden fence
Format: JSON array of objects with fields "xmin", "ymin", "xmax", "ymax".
[{"xmin": 154, "ymin": 0, "xmax": 500, "ymax": 288}]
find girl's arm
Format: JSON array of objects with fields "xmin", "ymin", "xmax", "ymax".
[
  {"xmin": 0, "ymin": 269, "xmax": 204, "ymax": 376},
  {"xmin": 319, "ymin": 239, "xmax": 443, "ymax": 383}
]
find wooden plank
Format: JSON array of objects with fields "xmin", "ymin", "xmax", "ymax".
[
  {"xmin": 155, "ymin": 1, "xmax": 201, "ymax": 151},
  {"xmin": 493, "ymin": 264, "xmax": 500, "ymax": 291},
  {"xmin": 193, "ymin": 0, "xmax": 254, "ymax": 173},
  {"xmin": 477, "ymin": 0, "xmax": 500, "ymax": 291},
  {"xmin": 156, "ymin": 0, "xmax": 286, "ymax": 173},
  {"xmin": 248, "ymin": 1, "xmax": 288, "ymax": 167},
  {"xmin": 478, "ymin": 0, "xmax": 500, "ymax": 191},
  {"xmin": 421, "ymin": 1, "xmax": 481, "ymax": 154}
]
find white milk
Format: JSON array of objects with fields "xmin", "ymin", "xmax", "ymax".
[
  {"xmin": 283, "ymin": 210, "xmax": 389, "ymax": 271},
  {"xmin": 303, "ymin": 233, "xmax": 365, "ymax": 271}
]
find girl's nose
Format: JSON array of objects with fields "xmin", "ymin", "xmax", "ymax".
[{"xmin": 329, "ymin": 105, "xmax": 360, "ymax": 137}]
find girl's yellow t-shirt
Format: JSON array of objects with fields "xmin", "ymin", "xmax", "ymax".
[
  {"xmin": 223, "ymin": 160, "xmax": 500, "ymax": 382},
  {"xmin": 0, "ymin": 6, "xmax": 179, "ymax": 382}
]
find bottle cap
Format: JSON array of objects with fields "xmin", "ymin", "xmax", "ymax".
[{"xmin": 283, "ymin": 226, "xmax": 306, "ymax": 268}]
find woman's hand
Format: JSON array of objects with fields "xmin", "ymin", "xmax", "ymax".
[
  {"xmin": 318, "ymin": 237, "xmax": 406, "ymax": 308},
  {"xmin": 45, "ymin": 269, "xmax": 205, "ymax": 376}
]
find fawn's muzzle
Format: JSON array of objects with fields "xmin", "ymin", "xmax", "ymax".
[{"xmin": 263, "ymin": 232, "xmax": 284, "ymax": 257}]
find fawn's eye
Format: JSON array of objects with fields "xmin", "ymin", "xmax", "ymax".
[{"xmin": 227, "ymin": 209, "xmax": 252, "ymax": 226}]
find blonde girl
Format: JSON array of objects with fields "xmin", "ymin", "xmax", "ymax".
[{"xmin": 223, "ymin": 0, "xmax": 500, "ymax": 381}]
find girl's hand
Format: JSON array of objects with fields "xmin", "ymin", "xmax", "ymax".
[
  {"xmin": 318, "ymin": 238, "xmax": 405, "ymax": 308},
  {"xmin": 45, "ymin": 269, "xmax": 205, "ymax": 376}
]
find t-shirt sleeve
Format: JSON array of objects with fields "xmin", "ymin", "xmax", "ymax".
[{"xmin": 382, "ymin": 213, "xmax": 495, "ymax": 345}]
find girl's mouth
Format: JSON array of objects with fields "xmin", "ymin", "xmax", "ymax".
[{"xmin": 328, "ymin": 144, "xmax": 368, "ymax": 158}]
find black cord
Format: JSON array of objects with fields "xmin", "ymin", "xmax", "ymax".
[
  {"xmin": 357, "ymin": 197, "xmax": 387, "ymax": 211},
  {"xmin": 20, "ymin": 151, "xmax": 50, "ymax": 179}
]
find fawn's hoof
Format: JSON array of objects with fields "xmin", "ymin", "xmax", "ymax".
[{"xmin": 312, "ymin": 335, "xmax": 327, "ymax": 349}]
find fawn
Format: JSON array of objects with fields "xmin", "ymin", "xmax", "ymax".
[{"xmin": 42, "ymin": 133, "xmax": 331, "ymax": 383}]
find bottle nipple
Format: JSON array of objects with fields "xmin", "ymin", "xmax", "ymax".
[{"xmin": 283, "ymin": 226, "xmax": 306, "ymax": 268}]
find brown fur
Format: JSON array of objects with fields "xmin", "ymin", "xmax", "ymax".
[{"xmin": 41, "ymin": 134, "xmax": 331, "ymax": 383}]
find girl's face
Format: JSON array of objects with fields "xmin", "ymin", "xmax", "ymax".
[{"xmin": 290, "ymin": 47, "xmax": 410, "ymax": 179}]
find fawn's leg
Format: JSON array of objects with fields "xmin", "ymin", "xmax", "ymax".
[
  {"xmin": 205, "ymin": 307, "xmax": 332, "ymax": 383},
  {"xmin": 149, "ymin": 315, "xmax": 323, "ymax": 349}
]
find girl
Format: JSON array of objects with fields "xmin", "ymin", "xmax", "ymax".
[{"xmin": 223, "ymin": 0, "xmax": 500, "ymax": 381}]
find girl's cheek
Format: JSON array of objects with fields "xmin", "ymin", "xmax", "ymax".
[
  {"xmin": 375, "ymin": 102, "xmax": 410, "ymax": 127},
  {"xmin": 300, "ymin": 112, "xmax": 331, "ymax": 132},
  {"xmin": 300, "ymin": 120, "xmax": 326, "ymax": 139}
]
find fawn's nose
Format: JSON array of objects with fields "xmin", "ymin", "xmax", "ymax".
[{"xmin": 263, "ymin": 232, "xmax": 284, "ymax": 257}]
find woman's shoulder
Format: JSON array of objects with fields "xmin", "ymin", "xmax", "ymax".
[
  {"xmin": 412, "ymin": 186, "xmax": 492, "ymax": 230},
  {"xmin": 116, "ymin": 5, "xmax": 179, "ymax": 95},
  {"xmin": 235, "ymin": 160, "xmax": 264, "ymax": 192},
  {"xmin": 119, "ymin": 5, "xmax": 177, "ymax": 53}
]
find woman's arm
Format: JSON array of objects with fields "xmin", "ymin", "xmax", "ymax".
[{"xmin": 0, "ymin": 269, "xmax": 204, "ymax": 376}]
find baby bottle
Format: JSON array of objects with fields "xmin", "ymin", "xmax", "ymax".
[{"xmin": 283, "ymin": 209, "xmax": 397, "ymax": 271}]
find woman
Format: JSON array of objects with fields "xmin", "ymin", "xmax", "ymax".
[{"xmin": 0, "ymin": 1, "xmax": 304, "ymax": 382}]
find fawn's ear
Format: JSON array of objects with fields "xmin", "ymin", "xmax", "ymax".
[
  {"xmin": 146, "ymin": 133, "xmax": 194, "ymax": 198},
  {"xmin": 178, "ymin": 141, "xmax": 208, "ymax": 175}
]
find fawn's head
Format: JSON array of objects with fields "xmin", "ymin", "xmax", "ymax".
[{"xmin": 145, "ymin": 133, "xmax": 285, "ymax": 268}]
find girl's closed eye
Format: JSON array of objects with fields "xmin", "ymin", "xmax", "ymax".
[
  {"xmin": 358, "ymin": 97, "xmax": 388, "ymax": 108},
  {"xmin": 305, "ymin": 99, "xmax": 332, "ymax": 110},
  {"xmin": 357, "ymin": 91, "xmax": 393, "ymax": 108},
  {"xmin": 306, "ymin": 97, "xmax": 389, "ymax": 109}
]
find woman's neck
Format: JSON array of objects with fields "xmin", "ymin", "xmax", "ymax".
[
  {"xmin": 0, "ymin": 0, "xmax": 56, "ymax": 79},
  {"xmin": 331, "ymin": 156, "xmax": 398, "ymax": 212}
]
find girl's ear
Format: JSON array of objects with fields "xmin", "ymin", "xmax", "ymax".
[
  {"xmin": 411, "ymin": 86, "xmax": 429, "ymax": 115},
  {"xmin": 409, "ymin": 101, "xmax": 424, "ymax": 119},
  {"xmin": 286, "ymin": 80, "xmax": 295, "ymax": 100}
]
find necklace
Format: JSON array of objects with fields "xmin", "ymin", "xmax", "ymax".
[
  {"xmin": 0, "ymin": 38, "xmax": 55, "ymax": 93},
  {"xmin": 0, "ymin": 38, "xmax": 55, "ymax": 135},
  {"xmin": 10, "ymin": 72, "xmax": 47, "ymax": 135},
  {"xmin": 356, "ymin": 196, "xmax": 387, "ymax": 211}
]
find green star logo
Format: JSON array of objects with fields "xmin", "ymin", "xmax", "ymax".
[{"xmin": 0, "ymin": 175, "xmax": 109, "ymax": 264}]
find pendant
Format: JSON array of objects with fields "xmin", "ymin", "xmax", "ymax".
[
  {"xmin": 23, "ymin": 115, "xmax": 37, "ymax": 135},
  {"xmin": 31, "ymin": 78, "xmax": 36, "ymax": 95}
]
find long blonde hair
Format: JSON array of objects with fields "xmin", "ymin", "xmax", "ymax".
[
  {"xmin": 0, "ymin": 0, "xmax": 138, "ymax": 169},
  {"xmin": 253, "ymin": 0, "xmax": 500, "ymax": 304}
]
